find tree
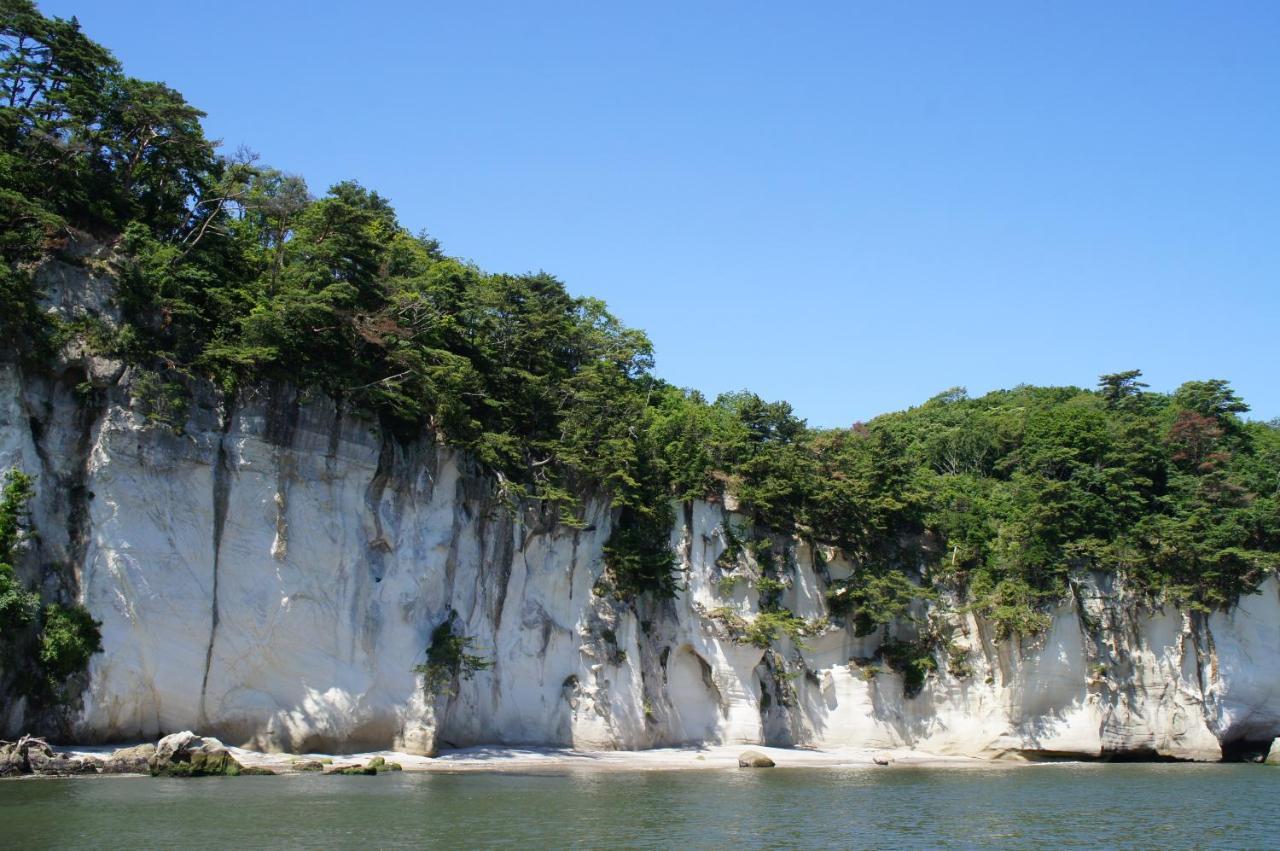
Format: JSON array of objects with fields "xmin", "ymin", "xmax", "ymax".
[
  {"xmin": 1174, "ymin": 379, "xmax": 1249, "ymax": 419},
  {"xmin": 1098, "ymin": 369, "xmax": 1148, "ymax": 407}
]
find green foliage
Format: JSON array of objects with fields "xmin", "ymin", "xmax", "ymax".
[
  {"xmin": 742, "ymin": 610, "xmax": 811, "ymax": 649},
  {"xmin": 37, "ymin": 602, "xmax": 103, "ymax": 683},
  {"xmin": 0, "ymin": 468, "xmax": 102, "ymax": 706},
  {"xmin": 1173, "ymin": 379, "xmax": 1250, "ymax": 419},
  {"xmin": 715, "ymin": 519, "xmax": 750, "ymax": 569},
  {"xmin": 967, "ymin": 575, "xmax": 1055, "ymax": 640},
  {"xmin": 715, "ymin": 574, "xmax": 742, "ymax": 596},
  {"xmin": 0, "ymin": 469, "xmax": 41, "ymax": 638},
  {"xmin": 754, "ymin": 576, "xmax": 787, "ymax": 599},
  {"xmin": 0, "ymin": 466, "xmax": 35, "ymax": 558},
  {"xmin": 826, "ymin": 569, "xmax": 932, "ymax": 637},
  {"xmin": 707, "ymin": 606, "xmax": 827, "ymax": 650},
  {"xmin": 1098, "ymin": 370, "xmax": 1148, "ymax": 408},
  {"xmin": 131, "ymin": 369, "xmax": 189, "ymax": 432},
  {"xmin": 414, "ymin": 611, "xmax": 493, "ymax": 697},
  {"xmin": 879, "ymin": 638, "xmax": 939, "ymax": 698}
]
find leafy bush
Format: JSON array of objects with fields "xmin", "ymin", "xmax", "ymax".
[
  {"xmin": 0, "ymin": 469, "xmax": 102, "ymax": 706},
  {"xmin": 826, "ymin": 570, "xmax": 932, "ymax": 637},
  {"xmin": 707, "ymin": 606, "xmax": 827, "ymax": 650},
  {"xmin": 754, "ymin": 576, "xmax": 787, "ymax": 600},
  {"xmin": 131, "ymin": 370, "xmax": 189, "ymax": 433},
  {"xmin": 880, "ymin": 638, "xmax": 939, "ymax": 698},
  {"xmin": 37, "ymin": 603, "xmax": 104, "ymax": 683},
  {"xmin": 715, "ymin": 574, "xmax": 742, "ymax": 596},
  {"xmin": 414, "ymin": 612, "xmax": 493, "ymax": 697}
]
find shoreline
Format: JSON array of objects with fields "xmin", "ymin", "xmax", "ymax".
[{"xmin": 54, "ymin": 743, "xmax": 1004, "ymax": 775}]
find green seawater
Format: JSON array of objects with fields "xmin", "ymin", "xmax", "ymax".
[{"xmin": 2, "ymin": 762, "xmax": 1278, "ymax": 849}]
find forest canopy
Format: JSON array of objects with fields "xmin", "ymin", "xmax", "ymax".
[{"xmin": 3, "ymin": 1, "xmax": 1278, "ymax": 633}]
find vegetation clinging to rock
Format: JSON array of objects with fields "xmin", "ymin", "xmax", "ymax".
[
  {"xmin": 414, "ymin": 612, "xmax": 494, "ymax": 697},
  {"xmin": 0, "ymin": 469, "xmax": 103, "ymax": 709}
]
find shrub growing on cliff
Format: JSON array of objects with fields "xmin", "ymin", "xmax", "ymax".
[
  {"xmin": 826, "ymin": 570, "xmax": 932, "ymax": 637},
  {"xmin": 0, "ymin": 468, "xmax": 102, "ymax": 706},
  {"xmin": 879, "ymin": 638, "xmax": 939, "ymax": 699},
  {"xmin": 37, "ymin": 603, "xmax": 103, "ymax": 684},
  {"xmin": 0, "ymin": 470, "xmax": 41, "ymax": 640},
  {"xmin": 415, "ymin": 612, "xmax": 493, "ymax": 697}
]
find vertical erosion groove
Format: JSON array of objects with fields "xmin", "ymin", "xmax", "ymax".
[
  {"xmin": 66, "ymin": 374, "xmax": 105, "ymax": 598},
  {"xmin": 363, "ymin": 434, "xmax": 394, "ymax": 583},
  {"xmin": 199, "ymin": 394, "xmax": 236, "ymax": 726}
]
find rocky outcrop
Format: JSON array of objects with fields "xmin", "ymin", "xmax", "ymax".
[
  {"xmin": 324, "ymin": 755, "xmax": 402, "ymax": 776},
  {"xmin": 0, "ymin": 735, "xmax": 97, "ymax": 776},
  {"xmin": 0, "ymin": 732, "xmax": 283, "ymax": 778},
  {"xmin": 737, "ymin": 750, "xmax": 774, "ymax": 768},
  {"xmin": 99, "ymin": 742, "xmax": 155, "ymax": 774},
  {"xmin": 148, "ymin": 730, "xmax": 273, "ymax": 776},
  {"xmin": 3, "ymin": 337, "xmax": 1280, "ymax": 761}
]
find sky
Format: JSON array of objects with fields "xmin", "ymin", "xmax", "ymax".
[{"xmin": 43, "ymin": 1, "xmax": 1280, "ymax": 426}]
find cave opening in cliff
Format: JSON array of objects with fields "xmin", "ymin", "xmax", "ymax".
[
  {"xmin": 1218, "ymin": 738, "xmax": 1273, "ymax": 763},
  {"xmin": 1100, "ymin": 749, "xmax": 1185, "ymax": 763}
]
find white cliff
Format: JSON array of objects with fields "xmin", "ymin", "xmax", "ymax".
[
  {"xmin": 1, "ymin": 255, "xmax": 1278, "ymax": 759},
  {"xmin": 3, "ymin": 357, "xmax": 1280, "ymax": 761}
]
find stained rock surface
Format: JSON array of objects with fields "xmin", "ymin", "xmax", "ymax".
[
  {"xmin": 738, "ymin": 750, "xmax": 775, "ymax": 768},
  {"xmin": 3, "ymin": 348, "xmax": 1280, "ymax": 762}
]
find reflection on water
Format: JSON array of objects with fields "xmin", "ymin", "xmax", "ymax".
[{"xmin": 2, "ymin": 762, "xmax": 1277, "ymax": 849}]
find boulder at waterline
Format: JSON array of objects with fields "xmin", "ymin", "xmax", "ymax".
[{"xmin": 738, "ymin": 750, "xmax": 775, "ymax": 768}]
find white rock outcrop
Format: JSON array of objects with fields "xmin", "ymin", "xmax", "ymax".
[{"xmin": 2, "ymin": 361, "xmax": 1279, "ymax": 760}]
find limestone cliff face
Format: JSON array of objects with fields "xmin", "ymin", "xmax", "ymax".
[
  {"xmin": 4, "ymin": 360, "xmax": 1279, "ymax": 760},
  {"xmin": 2, "ymin": 256, "xmax": 1278, "ymax": 760}
]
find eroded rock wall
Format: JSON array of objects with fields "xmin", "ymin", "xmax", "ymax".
[{"xmin": 3, "ymin": 362, "xmax": 1279, "ymax": 759}]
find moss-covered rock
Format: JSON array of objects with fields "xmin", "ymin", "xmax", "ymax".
[
  {"xmin": 322, "ymin": 756, "xmax": 402, "ymax": 776},
  {"xmin": 239, "ymin": 765, "xmax": 277, "ymax": 776},
  {"xmin": 326, "ymin": 763, "xmax": 378, "ymax": 776},
  {"xmin": 148, "ymin": 731, "xmax": 249, "ymax": 777}
]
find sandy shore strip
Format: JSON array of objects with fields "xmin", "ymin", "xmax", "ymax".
[{"xmin": 61, "ymin": 742, "xmax": 999, "ymax": 774}]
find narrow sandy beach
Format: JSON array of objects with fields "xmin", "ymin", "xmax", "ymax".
[{"xmin": 57, "ymin": 743, "xmax": 995, "ymax": 774}]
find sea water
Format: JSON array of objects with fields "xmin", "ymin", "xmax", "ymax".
[{"xmin": 2, "ymin": 762, "xmax": 1277, "ymax": 848}]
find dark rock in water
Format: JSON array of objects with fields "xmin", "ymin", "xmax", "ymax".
[
  {"xmin": 0, "ymin": 735, "xmax": 94, "ymax": 776},
  {"xmin": 0, "ymin": 740, "xmax": 32, "ymax": 777},
  {"xmin": 239, "ymin": 765, "xmax": 277, "ymax": 776},
  {"xmin": 1, "ymin": 732, "xmax": 270, "ymax": 778},
  {"xmin": 738, "ymin": 750, "xmax": 775, "ymax": 768},
  {"xmin": 100, "ymin": 743, "xmax": 157, "ymax": 774},
  {"xmin": 326, "ymin": 763, "xmax": 378, "ymax": 776},
  {"xmin": 872, "ymin": 752, "xmax": 893, "ymax": 766},
  {"xmin": 323, "ymin": 756, "xmax": 402, "ymax": 776},
  {"xmin": 149, "ymin": 731, "xmax": 249, "ymax": 777},
  {"xmin": 28, "ymin": 751, "xmax": 99, "ymax": 776}
]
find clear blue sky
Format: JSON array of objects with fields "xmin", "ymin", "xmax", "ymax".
[{"xmin": 48, "ymin": 1, "xmax": 1279, "ymax": 426}]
